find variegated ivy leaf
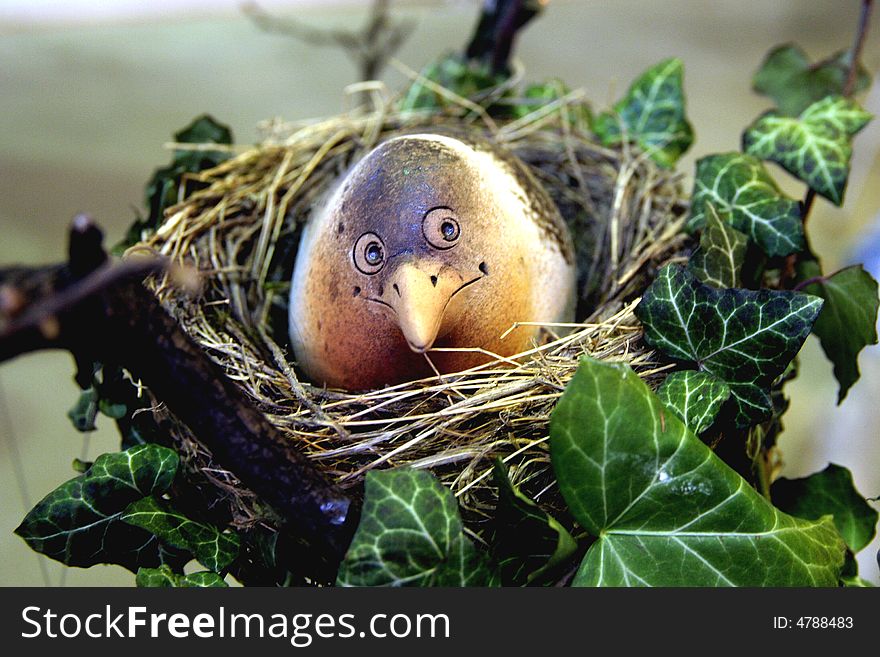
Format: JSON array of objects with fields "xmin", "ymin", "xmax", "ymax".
[
  {"xmin": 657, "ymin": 370, "xmax": 731, "ymax": 434},
  {"xmin": 688, "ymin": 204, "xmax": 748, "ymax": 288},
  {"xmin": 136, "ymin": 565, "xmax": 228, "ymax": 588},
  {"xmin": 742, "ymin": 95, "xmax": 872, "ymax": 205},
  {"xmin": 336, "ymin": 469, "xmax": 497, "ymax": 587},
  {"xmin": 14, "ymin": 444, "xmax": 182, "ymax": 572},
  {"xmin": 122, "ymin": 496, "xmax": 240, "ymax": 572},
  {"xmin": 753, "ymin": 44, "xmax": 871, "ymax": 116},
  {"xmin": 635, "ymin": 265, "xmax": 823, "ymax": 426},
  {"xmin": 550, "ymin": 357, "xmax": 845, "ymax": 586},
  {"xmin": 399, "ymin": 55, "xmax": 506, "ymax": 112},
  {"xmin": 687, "ymin": 153, "xmax": 803, "ymax": 257},
  {"xmin": 593, "ymin": 58, "xmax": 693, "ymax": 168},
  {"xmin": 509, "ymin": 79, "xmax": 593, "ymax": 130}
]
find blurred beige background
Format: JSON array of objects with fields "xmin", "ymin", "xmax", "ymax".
[{"xmin": 1, "ymin": 0, "xmax": 879, "ymax": 586}]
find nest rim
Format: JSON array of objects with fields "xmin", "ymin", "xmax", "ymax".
[{"xmin": 136, "ymin": 84, "xmax": 690, "ymax": 527}]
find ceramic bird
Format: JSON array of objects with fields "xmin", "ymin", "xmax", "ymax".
[{"xmin": 288, "ymin": 131, "xmax": 576, "ymax": 390}]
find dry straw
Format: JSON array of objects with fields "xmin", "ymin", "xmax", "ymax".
[{"xmin": 137, "ymin": 75, "xmax": 690, "ymax": 527}]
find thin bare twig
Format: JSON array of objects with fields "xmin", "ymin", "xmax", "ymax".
[
  {"xmin": 242, "ymin": 0, "xmax": 416, "ymax": 83},
  {"xmin": 844, "ymin": 0, "xmax": 874, "ymax": 97}
]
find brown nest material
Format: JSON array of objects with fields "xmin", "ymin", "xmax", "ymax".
[{"xmin": 135, "ymin": 85, "xmax": 690, "ymax": 526}]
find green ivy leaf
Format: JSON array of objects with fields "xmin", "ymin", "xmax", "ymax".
[
  {"xmin": 155, "ymin": 115, "xmax": 234, "ymax": 194},
  {"xmin": 399, "ymin": 54, "xmax": 508, "ymax": 112},
  {"xmin": 233, "ymin": 528, "xmax": 305, "ymax": 587},
  {"xmin": 71, "ymin": 458, "xmax": 92, "ymax": 474},
  {"xmin": 116, "ymin": 115, "xmax": 233, "ymax": 254},
  {"xmin": 82, "ymin": 443, "xmax": 178, "ymax": 503},
  {"xmin": 742, "ymin": 95, "xmax": 872, "ymax": 205},
  {"xmin": 15, "ymin": 478, "xmax": 162, "ymax": 572},
  {"xmin": 136, "ymin": 565, "xmax": 228, "ymax": 588},
  {"xmin": 67, "ymin": 364, "xmax": 166, "ymax": 449},
  {"xmin": 841, "ymin": 575, "xmax": 875, "ymax": 587},
  {"xmin": 753, "ymin": 44, "xmax": 871, "ymax": 116},
  {"xmin": 174, "ymin": 114, "xmax": 233, "ymax": 146},
  {"xmin": 492, "ymin": 460, "xmax": 577, "ymax": 586},
  {"xmin": 145, "ymin": 115, "xmax": 233, "ymax": 221},
  {"xmin": 657, "ymin": 371, "xmax": 731, "ymax": 434},
  {"xmin": 799, "ymin": 264, "xmax": 880, "ymax": 402},
  {"xmin": 509, "ymin": 79, "xmax": 593, "ymax": 128},
  {"xmin": 98, "ymin": 398, "xmax": 128, "ymax": 420},
  {"xmin": 635, "ymin": 265, "xmax": 823, "ymax": 426},
  {"xmin": 15, "ymin": 444, "xmax": 181, "ymax": 571},
  {"xmin": 336, "ymin": 469, "xmax": 497, "ymax": 587},
  {"xmin": 688, "ymin": 204, "xmax": 749, "ymax": 288},
  {"xmin": 121, "ymin": 497, "xmax": 239, "ymax": 572},
  {"xmin": 836, "ymin": 552, "xmax": 876, "ymax": 586},
  {"xmin": 593, "ymin": 58, "xmax": 693, "ymax": 168},
  {"xmin": 67, "ymin": 387, "xmax": 99, "ymax": 432},
  {"xmin": 550, "ymin": 357, "xmax": 845, "ymax": 586},
  {"xmin": 687, "ymin": 153, "xmax": 804, "ymax": 257},
  {"xmin": 772, "ymin": 464, "xmax": 878, "ymax": 554}
]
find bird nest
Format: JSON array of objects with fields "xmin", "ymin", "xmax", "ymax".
[{"xmin": 136, "ymin": 89, "xmax": 689, "ymax": 526}]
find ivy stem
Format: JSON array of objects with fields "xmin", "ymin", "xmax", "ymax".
[
  {"xmin": 791, "ymin": 274, "xmax": 826, "ymax": 292},
  {"xmin": 844, "ymin": 0, "xmax": 874, "ymax": 97},
  {"xmin": 801, "ymin": 189, "xmax": 817, "ymax": 228},
  {"xmin": 756, "ymin": 453, "xmax": 772, "ymax": 501},
  {"xmin": 791, "ymin": 264, "xmax": 855, "ymax": 291}
]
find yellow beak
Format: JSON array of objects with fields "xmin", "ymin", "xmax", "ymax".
[{"xmin": 387, "ymin": 261, "xmax": 465, "ymax": 353}]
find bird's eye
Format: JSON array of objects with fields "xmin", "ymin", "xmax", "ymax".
[
  {"xmin": 366, "ymin": 243, "xmax": 382, "ymax": 264},
  {"xmin": 353, "ymin": 232, "xmax": 385, "ymax": 275},
  {"xmin": 423, "ymin": 207, "xmax": 461, "ymax": 250}
]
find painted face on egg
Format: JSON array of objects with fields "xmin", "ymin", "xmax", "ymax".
[{"xmin": 289, "ymin": 133, "xmax": 575, "ymax": 391}]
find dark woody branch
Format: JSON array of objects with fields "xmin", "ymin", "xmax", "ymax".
[
  {"xmin": 0, "ymin": 215, "xmax": 358, "ymax": 567},
  {"xmin": 465, "ymin": 0, "xmax": 546, "ymax": 75}
]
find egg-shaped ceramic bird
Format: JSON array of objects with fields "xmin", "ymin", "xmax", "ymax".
[{"xmin": 288, "ymin": 132, "xmax": 576, "ymax": 390}]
